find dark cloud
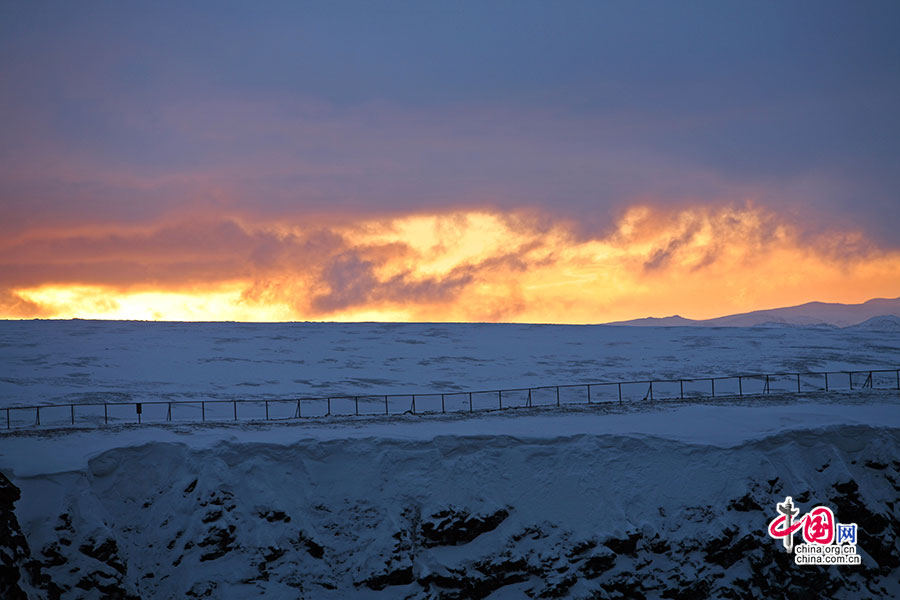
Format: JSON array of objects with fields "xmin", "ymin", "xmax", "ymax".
[
  {"xmin": 309, "ymin": 250, "xmax": 521, "ymax": 314},
  {"xmin": 310, "ymin": 253, "xmax": 379, "ymax": 312},
  {"xmin": 1, "ymin": 1, "xmax": 899, "ymax": 246},
  {"xmin": 643, "ymin": 221, "xmax": 702, "ymax": 272}
]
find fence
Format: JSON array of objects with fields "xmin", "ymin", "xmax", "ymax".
[{"xmin": 3, "ymin": 368, "xmax": 899, "ymax": 431}]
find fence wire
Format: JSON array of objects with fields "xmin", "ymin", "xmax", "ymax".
[{"xmin": 4, "ymin": 368, "xmax": 899, "ymax": 430}]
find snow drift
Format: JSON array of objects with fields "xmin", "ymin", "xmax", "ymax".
[{"xmin": 2, "ymin": 401, "xmax": 899, "ymax": 599}]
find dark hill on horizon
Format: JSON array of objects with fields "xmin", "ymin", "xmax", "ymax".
[{"xmin": 605, "ymin": 296, "xmax": 900, "ymax": 328}]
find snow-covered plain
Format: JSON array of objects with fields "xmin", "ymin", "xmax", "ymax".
[
  {"xmin": 1, "ymin": 321, "xmax": 899, "ymax": 599},
  {"xmin": 2, "ymin": 320, "xmax": 899, "ymax": 408}
]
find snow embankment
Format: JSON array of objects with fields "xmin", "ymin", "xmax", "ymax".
[{"xmin": 2, "ymin": 401, "xmax": 899, "ymax": 599}]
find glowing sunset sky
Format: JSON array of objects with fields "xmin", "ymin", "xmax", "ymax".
[{"xmin": 2, "ymin": 1, "xmax": 899, "ymax": 322}]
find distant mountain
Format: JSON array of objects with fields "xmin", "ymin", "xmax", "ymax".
[
  {"xmin": 846, "ymin": 314, "xmax": 900, "ymax": 331},
  {"xmin": 605, "ymin": 297, "xmax": 900, "ymax": 328}
]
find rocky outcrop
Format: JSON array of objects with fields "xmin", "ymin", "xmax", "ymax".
[
  {"xmin": 5, "ymin": 429, "xmax": 900, "ymax": 598},
  {"xmin": 0, "ymin": 472, "xmax": 30, "ymax": 599},
  {"xmin": 0, "ymin": 472, "xmax": 60, "ymax": 600}
]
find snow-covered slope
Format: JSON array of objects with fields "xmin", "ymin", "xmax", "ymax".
[
  {"xmin": 2, "ymin": 399, "xmax": 900, "ymax": 599},
  {"xmin": 2, "ymin": 321, "xmax": 899, "ymax": 598},
  {"xmin": 848, "ymin": 315, "xmax": 900, "ymax": 332},
  {"xmin": 2, "ymin": 320, "xmax": 899, "ymax": 409}
]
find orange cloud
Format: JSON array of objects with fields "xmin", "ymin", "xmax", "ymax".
[{"xmin": 2, "ymin": 203, "xmax": 899, "ymax": 323}]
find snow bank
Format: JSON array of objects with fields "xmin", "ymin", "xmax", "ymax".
[{"xmin": 2, "ymin": 400, "xmax": 899, "ymax": 599}]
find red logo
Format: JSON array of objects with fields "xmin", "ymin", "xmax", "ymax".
[
  {"xmin": 803, "ymin": 507, "xmax": 835, "ymax": 544},
  {"xmin": 768, "ymin": 497, "xmax": 836, "ymax": 550}
]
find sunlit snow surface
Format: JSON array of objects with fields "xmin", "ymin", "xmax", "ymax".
[
  {"xmin": 2, "ymin": 320, "xmax": 899, "ymax": 408},
  {"xmin": 1, "ymin": 321, "xmax": 899, "ymax": 599}
]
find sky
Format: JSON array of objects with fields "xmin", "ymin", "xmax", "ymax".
[{"xmin": 1, "ymin": 0, "xmax": 899, "ymax": 323}]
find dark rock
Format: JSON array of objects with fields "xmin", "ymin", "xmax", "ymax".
[
  {"xmin": 704, "ymin": 530, "xmax": 759, "ymax": 570},
  {"xmin": 257, "ymin": 510, "xmax": 291, "ymax": 523},
  {"xmin": 864, "ymin": 460, "xmax": 888, "ymax": 470},
  {"xmin": 201, "ymin": 510, "xmax": 222, "ymax": 524},
  {"xmin": 459, "ymin": 558, "xmax": 535, "ymax": 600},
  {"xmin": 73, "ymin": 569, "xmax": 139, "ymax": 600},
  {"xmin": 603, "ymin": 531, "xmax": 641, "ymax": 556},
  {"xmin": 198, "ymin": 525, "xmax": 236, "ymax": 562},
  {"xmin": 581, "ymin": 553, "xmax": 616, "ymax": 579},
  {"xmin": 360, "ymin": 565, "xmax": 413, "ymax": 590},
  {"xmin": 567, "ymin": 538, "xmax": 597, "ymax": 559},
  {"xmin": 646, "ymin": 536, "xmax": 671, "ymax": 554},
  {"xmin": 166, "ymin": 530, "xmax": 183, "ymax": 550},
  {"xmin": 263, "ymin": 546, "xmax": 285, "ymax": 563},
  {"xmin": 40, "ymin": 543, "xmax": 67, "ymax": 568},
  {"xmin": 541, "ymin": 573, "xmax": 577, "ymax": 598},
  {"xmin": 829, "ymin": 481, "xmax": 897, "ymax": 571},
  {"xmin": 79, "ymin": 538, "xmax": 127, "ymax": 575},
  {"xmin": 421, "ymin": 507, "xmax": 509, "ymax": 548},
  {"xmin": 54, "ymin": 514, "xmax": 73, "ymax": 532},
  {"xmin": 660, "ymin": 579, "xmax": 711, "ymax": 600},
  {"xmin": 1, "ymin": 472, "xmax": 61, "ymax": 599},
  {"xmin": 833, "ymin": 480, "xmax": 859, "ymax": 496},
  {"xmin": 728, "ymin": 493, "xmax": 763, "ymax": 512},
  {"xmin": 600, "ymin": 575, "xmax": 647, "ymax": 600},
  {"xmin": 0, "ymin": 472, "xmax": 28, "ymax": 599},
  {"xmin": 293, "ymin": 532, "xmax": 324, "ymax": 559}
]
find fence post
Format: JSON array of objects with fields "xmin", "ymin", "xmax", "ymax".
[
  {"xmin": 6, "ymin": 408, "xmax": 9, "ymax": 429},
  {"xmin": 765, "ymin": 375, "xmax": 770, "ymax": 394},
  {"xmin": 498, "ymin": 390, "xmax": 502, "ymax": 409},
  {"xmin": 296, "ymin": 399, "xmax": 302, "ymax": 419},
  {"xmin": 849, "ymin": 372, "xmax": 853, "ymax": 390},
  {"xmin": 327, "ymin": 398, "xmax": 331, "ymax": 416},
  {"xmin": 711, "ymin": 378, "xmax": 715, "ymax": 398},
  {"xmin": 104, "ymin": 404, "xmax": 108, "ymax": 425},
  {"xmin": 71, "ymin": 404, "xmax": 74, "ymax": 425},
  {"xmin": 36, "ymin": 406, "xmax": 40, "ymax": 426},
  {"xmin": 649, "ymin": 381, "xmax": 653, "ymax": 401},
  {"xmin": 469, "ymin": 392, "xmax": 473, "ymax": 413},
  {"xmin": 266, "ymin": 400, "xmax": 270, "ymax": 420},
  {"xmin": 384, "ymin": 395, "xmax": 388, "ymax": 415},
  {"xmin": 167, "ymin": 402, "xmax": 172, "ymax": 421},
  {"xmin": 796, "ymin": 373, "xmax": 801, "ymax": 393},
  {"xmin": 738, "ymin": 376, "xmax": 743, "ymax": 397},
  {"xmin": 587, "ymin": 385, "xmax": 591, "ymax": 404},
  {"xmin": 442, "ymin": 394, "xmax": 445, "ymax": 413},
  {"xmin": 618, "ymin": 382, "xmax": 622, "ymax": 404},
  {"xmin": 202, "ymin": 401, "xmax": 205, "ymax": 422},
  {"xmin": 896, "ymin": 369, "xmax": 899, "ymax": 390},
  {"xmin": 680, "ymin": 379, "xmax": 684, "ymax": 399},
  {"xmin": 233, "ymin": 400, "xmax": 237, "ymax": 420},
  {"xmin": 556, "ymin": 386, "xmax": 560, "ymax": 407},
  {"xmin": 825, "ymin": 372, "xmax": 829, "ymax": 391},
  {"xmin": 412, "ymin": 395, "xmax": 416, "ymax": 414},
  {"xmin": 354, "ymin": 397, "xmax": 358, "ymax": 416}
]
